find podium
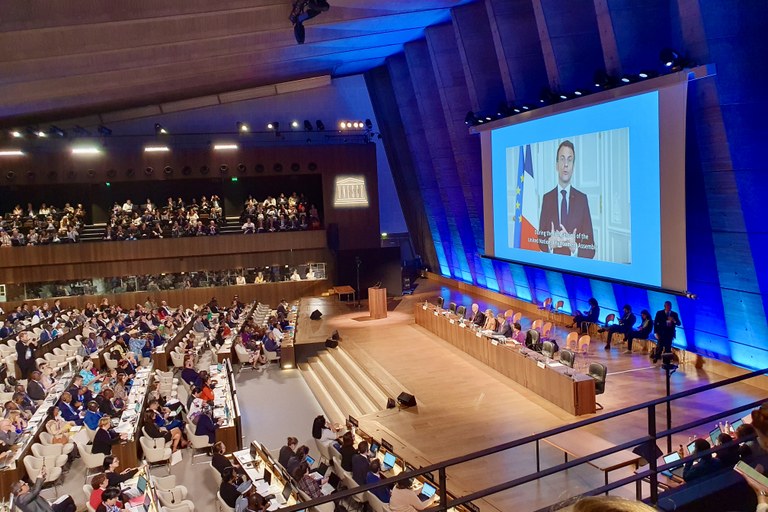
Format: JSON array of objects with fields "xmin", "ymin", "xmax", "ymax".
[{"xmin": 368, "ymin": 287, "xmax": 387, "ymax": 319}]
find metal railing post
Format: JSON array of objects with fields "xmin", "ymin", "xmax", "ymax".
[
  {"xmin": 439, "ymin": 467, "xmax": 448, "ymax": 512},
  {"xmin": 648, "ymin": 404, "xmax": 659, "ymax": 504},
  {"xmin": 536, "ymin": 439, "xmax": 540, "ymax": 472}
]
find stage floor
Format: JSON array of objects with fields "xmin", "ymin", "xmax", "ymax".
[{"xmin": 297, "ymin": 280, "xmax": 767, "ymax": 511}]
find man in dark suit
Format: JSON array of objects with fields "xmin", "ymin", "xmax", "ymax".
[
  {"xmin": 604, "ymin": 304, "xmax": 636, "ymax": 350},
  {"xmin": 537, "ymin": 140, "xmax": 596, "ymax": 258},
  {"xmin": 652, "ymin": 300, "xmax": 681, "ymax": 363},
  {"xmin": 469, "ymin": 303, "xmax": 485, "ymax": 327}
]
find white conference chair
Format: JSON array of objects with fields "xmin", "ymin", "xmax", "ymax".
[
  {"xmin": 139, "ymin": 435, "xmax": 172, "ymax": 474},
  {"xmin": 77, "ymin": 443, "xmax": 106, "ymax": 483},
  {"xmin": 185, "ymin": 424, "xmax": 213, "ymax": 463},
  {"xmin": 83, "ymin": 484, "xmax": 97, "ymax": 512},
  {"xmin": 23, "ymin": 455, "xmax": 63, "ymax": 488}
]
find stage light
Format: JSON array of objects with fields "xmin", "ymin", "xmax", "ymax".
[
  {"xmin": 71, "ymin": 146, "xmax": 101, "ymax": 155},
  {"xmin": 154, "ymin": 123, "xmax": 168, "ymax": 135},
  {"xmin": 267, "ymin": 122, "xmax": 279, "ymax": 130},
  {"xmin": 10, "ymin": 130, "xmax": 22, "ymax": 138},
  {"xmin": 660, "ymin": 48, "xmax": 680, "ymax": 68},
  {"xmin": 304, "ymin": 120, "xmax": 313, "ymax": 131},
  {"xmin": 97, "ymin": 125, "xmax": 112, "ymax": 136},
  {"xmin": 573, "ymin": 90, "xmax": 583, "ymax": 96},
  {"xmin": 36, "ymin": 130, "xmax": 47, "ymax": 138},
  {"xmin": 0, "ymin": 150, "xmax": 24, "ymax": 156},
  {"xmin": 144, "ymin": 146, "xmax": 170, "ymax": 152},
  {"xmin": 593, "ymin": 70, "xmax": 617, "ymax": 90},
  {"xmin": 105, "ymin": 182, "xmax": 111, "ymax": 187},
  {"xmin": 638, "ymin": 70, "xmax": 659, "ymax": 79},
  {"xmin": 237, "ymin": 122, "xmax": 249, "ymax": 132},
  {"xmin": 291, "ymin": 120, "xmax": 299, "ymax": 129},
  {"xmin": 365, "ymin": 119, "xmax": 373, "ymax": 130},
  {"xmin": 539, "ymin": 88, "xmax": 560, "ymax": 105},
  {"xmin": 620, "ymin": 74, "xmax": 636, "ymax": 84},
  {"xmin": 559, "ymin": 93, "xmax": 568, "ymax": 100},
  {"xmin": 213, "ymin": 144, "xmax": 238, "ymax": 151},
  {"xmin": 49, "ymin": 126, "xmax": 66, "ymax": 137},
  {"xmin": 464, "ymin": 111, "xmax": 475, "ymax": 126},
  {"xmin": 316, "ymin": 120, "xmax": 325, "ymax": 131}
]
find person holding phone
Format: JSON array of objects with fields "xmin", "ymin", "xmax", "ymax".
[{"xmin": 681, "ymin": 438, "xmax": 721, "ymax": 482}]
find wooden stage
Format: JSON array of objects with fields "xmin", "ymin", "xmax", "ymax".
[{"xmin": 295, "ymin": 281, "xmax": 768, "ymax": 511}]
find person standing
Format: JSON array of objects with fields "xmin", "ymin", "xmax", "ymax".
[
  {"xmin": 15, "ymin": 332, "xmax": 38, "ymax": 379},
  {"xmin": 537, "ymin": 140, "xmax": 596, "ymax": 258},
  {"xmin": 652, "ymin": 301, "xmax": 681, "ymax": 363}
]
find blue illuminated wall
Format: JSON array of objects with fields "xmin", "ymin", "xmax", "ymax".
[{"xmin": 366, "ymin": 0, "xmax": 768, "ymax": 369}]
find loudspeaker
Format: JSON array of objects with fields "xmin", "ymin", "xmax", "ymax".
[
  {"xmin": 386, "ymin": 398, "xmax": 397, "ymax": 409},
  {"xmin": 331, "ymin": 330, "xmax": 340, "ymax": 341},
  {"xmin": 397, "ymin": 392, "xmax": 417, "ymax": 408},
  {"xmin": 310, "ymin": 310, "xmax": 322, "ymax": 320},
  {"xmin": 325, "ymin": 339, "xmax": 338, "ymax": 348}
]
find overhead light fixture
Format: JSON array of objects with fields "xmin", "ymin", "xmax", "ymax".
[
  {"xmin": 267, "ymin": 122, "xmax": 279, "ymax": 130},
  {"xmin": 97, "ymin": 125, "xmax": 112, "ymax": 136},
  {"xmin": 71, "ymin": 146, "xmax": 101, "ymax": 155},
  {"xmin": 660, "ymin": 48, "xmax": 680, "ymax": 69},
  {"xmin": 303, "ymin": 120, "xmax": 313, "ymax": 131},
  {"xmin": 291, "ymin": 121, "xmax": 300, "ymax": 129},
  {"xmin": 573, "ymin": 90, "xmax": 583, "ymax": 96},
  {"xmin": 0, "ymin": 150, "xmax": 24, "ymax": 156},
  {"xmin": 339, "ymin": 121, "xmax": 347, "ymax": 129},
  {"xmin": 49, "ymin": 126, "xmax": 66, "ymax": 137},
  {"xmin": 593, "ymin": 70, "xmax": 617, "ymax": 90},
  {"xmin": 36, "ymin": 130, "xmax": 48, "ymax": 138},
  {"xmin": 154, "ymin": 123, "xmax": 168, "ymax": 135},
  {"xmin": 638, "ymin": 70, "xmax": 658, "ymax": 79},
  {"xmin": 237, "ymin": 122, "xmax": 249, "ymax": 132},
  {"xmin": 10, "ymin": 130, "xmax": 22, "ymax": 138},
  {"xmin": 316, "ymin": 120, "xmax": 325, "ymax": 131},
  {"xmin": 144, "ymin": 145, "xmax": 170, "ymax": 153},
  {"xmin": 213, "ymin": 144, "xmax": 238, "ymax": 151},
  {"xmin": 365, "ymin": 119, "xmax": 373, "ymax": 130}
]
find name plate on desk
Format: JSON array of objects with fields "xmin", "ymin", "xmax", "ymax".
[
  {"xmin": 537, "ymin": 361, "xmax": 546, "ymax": 369},
  {"xmin": 476, "ymin": 332, "xmax": 482, "ymax": 338},
  {"xmin": 459, "ymin": 323, "xmax": 465, "ymax": 328},
  {"xmin": 491, "ymin": 339, "xmax": 498, "ymax": 346},
  {"xmin": 434, "ymin": 311, "xmax": 439, "ymax": 316},
  {"xmin": 449, "ymin": 319, "xmax": 455, "ymax": 325},
  {"xmin": 422, "ymin": 305, "xmax": 427, "ymax": 310}
]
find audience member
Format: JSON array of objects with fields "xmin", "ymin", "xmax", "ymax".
[
  {"xmin": 389, "ymin": 477, "xmax": 437, "ymax": 512},
  {"xmin": 10, "ymin": 470, "xmax": 77, "ymax": 512},
  {"xmin": 570, "ymin": 298, "xmax": 600, "ymax": 333},
  {"xmin": 93, "ymin": 416, "xmax": 126, "ymax": 455},
  {"xmin": 279, "ymin": 436, "xmax": 299, "ymax": 468},
  {"xmin": 366, "ymin": 458, "xmax": 391, "ymax": 504},
  {"xmin": 681, "ymin": 438, "xmax": 721, "ymax": 482}
]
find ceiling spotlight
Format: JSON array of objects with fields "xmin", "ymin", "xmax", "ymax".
[
  {"xmin": 593, "ymin": 70, "xmax": 617, "ymax": 90},
  {"xmin": 144, "ymin": 146, "xmax": 170, "ymax": 153},
  {"xmin": 620, "ymin": 74, "xmax": 636, "ymax": 84},
  {"xmin": 36, "ymin": 130, "xmax": 47, "ymax": 138},
  {"xmin": 49, "ymin": 126, "xmax": 66, "ymax": 137},
  {"xmin": 267, "ymin": 122, "xmax": 279, "ymax": 130},
  {"xmin": 559, "ymin": 93, "xmax": 568, "ymax": 100},
  {"xmin": 316, "ymin": 120, "xmax": 325, "ymax": 131},
  {"xmin": 539, "ymin": 88, "xmax": 560, "ymax": 105},
  {"xmin": 73, "ymin": 125, "xmax": 91, "ymax": 137},
  {"xmin": 237, "ymin": 122, "xmax": 249, "ymax": 132},
  {"xmin": 464, "ymin": 111, "xmax": 475, "ymax": 126},
  {"xmin": 154, "ymin": 123, "xmax": 168, "ymax": 135},
  {"xmin": 291, "ymin": 121, "xmax": 300, "ymax": 129},
  {"xmin": 10, "ymin": 130, "xmax": 22, "ymax": 138},
  {"xmin": 573, "ymin": 90, "xmax": 583, "ymax": 96},
  {"xmin": 339, "ymin": 121, "xmax": 347, "ymax": 129},
  {"xmin": 365, "ymin": 119, "xmax": 373, "ymax": 130},
  {"xmin": 304, "ymin": 120, "xmax": 313, "ymax": 131},
  {"xmin": 638, "ymin": 70, "xmax": 659, "ymax": 79},
  {"xmin": 660, "ymin": 48, "xmax": 680, "ymax": 68}
]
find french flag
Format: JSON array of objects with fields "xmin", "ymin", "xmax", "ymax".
[{"xmin": 520, "ymin": 144, "xmax": 539, "ymax": 250}]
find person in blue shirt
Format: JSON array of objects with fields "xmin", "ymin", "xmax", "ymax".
[
  {"xmin": 83, "ymin": 400, "xmax": 104, "ymax": 430},
  {"xmin": 57, "ymin": 392, "xmax": 83, "ymax": 425},
  {"xmin": 366, "ymin": 459, "xmax": 391, "ymax": 503}
]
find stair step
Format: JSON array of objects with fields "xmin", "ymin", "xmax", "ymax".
[
  {"xmin": 308, "ymin": 357, "xmax": 363, "ymax": 419},
  {"xmin": 318, "ymin": 351, "xmax": 379, "ymax": 414},
  {"xmin": 298, "ymin": 363, "xmax": 345, "ymax": 425},
  {"xmin": 331, "ymin": 347, "xmax": 389, "ymax": 410}
]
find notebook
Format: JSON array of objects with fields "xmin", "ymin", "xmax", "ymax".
[
  {"xmin": 661, "ymin": 452, "xmax": 685, "ymax": 478},
  {"xmin": 418, "ymin": 482, "xmax": 437, "ymax": 502},
  {"xmin": 382, "ymin": 452, "xmax": 396, "ymax": 471}
]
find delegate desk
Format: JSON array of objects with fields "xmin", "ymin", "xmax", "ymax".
[
  {"xmin": 541, "ymin": 430, "xmax": 643, "ymax": 497},
  {"xmin": 0, "ymin": 371, "xmax": 74, "ymax": 498},
  {"xmin": 332, "ymin": 286, "xmax": 355, "ymax": 302},
  {"xmin": 209, "ymin": 360, "xmax": 242, "ymax": 453},
  {"xmin": 415, "ymin": 304, "xmax": 596, "ymax": 415},
  {"xmin": 113, "ymin": 365, "xmax": 154, "ymax": 471},
  {"xmin": 233, "ymin": 441, "xmax": 301, "ymax": 510}
]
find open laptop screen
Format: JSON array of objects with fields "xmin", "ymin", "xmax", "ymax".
[{"xmin": 383, "ymin": 452, "xmax": 396, "ymax": 469}]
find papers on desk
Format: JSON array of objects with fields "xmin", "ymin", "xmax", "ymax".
[
  {"xmin": 321, "ymin": 482, "xmax": 335, "ymax": 495},
  {"xmin": 547, "ymin": 361, "xmax": 564, "ymax": 368}
]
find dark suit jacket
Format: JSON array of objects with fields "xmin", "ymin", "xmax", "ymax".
[
  {"xmin": 653, "ymin": 309, "xmax": 681, "ymax": 341},
  {"xmin": 538, "ymin": 186, "xmax": 595, "ymax": 258},
  {"xmin": 27, "ymin": 380, "xmax": 46, "ymax": 401},
  {"xmin": 471, "ymin": 311, "xmax": 486, "ymax": 327},
  {"xmin": 92, "ymin": 427, "xmax": 121, "ymax": 455}
]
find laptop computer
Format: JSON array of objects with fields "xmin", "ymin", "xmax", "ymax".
[
  {"xmin": 306, "ymin": 455, "xmax": 315, "ymax": 467},
  {"xmin": 418, "ymin": 482, "xmax": 437, "ymax": 502},
  {"xmin": 687, "ymin": 440, "xmax": 697, "ymax": 456},
  {"xmin": 136, "ymin": 475, "xmax": 148, "ymax": 494},
  {"xmin": 370, "ymin": 442, "xmax": 380, "ymax": 456},
  {"xmin": 382, "ymin": 452, "xmax": 396, "ymax": 471},
  {"xmin": 661, "ymin": 452, "xmax": 685, "ymax": 478},
  {"xmin": 732, "ymin": 419, "xmax": 744, "ymax": 431},
  {"xmin": 273, "ymin": 483, "xmax": 293, "ymax": 505},
  {"xmin": 709, "ymin": 426, "xmax": 722, "ymax": 446}
]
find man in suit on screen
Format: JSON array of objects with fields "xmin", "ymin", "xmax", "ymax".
[{"xmin": 537, "ymin": 140, "xmax": 596, "ymax": 258}]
